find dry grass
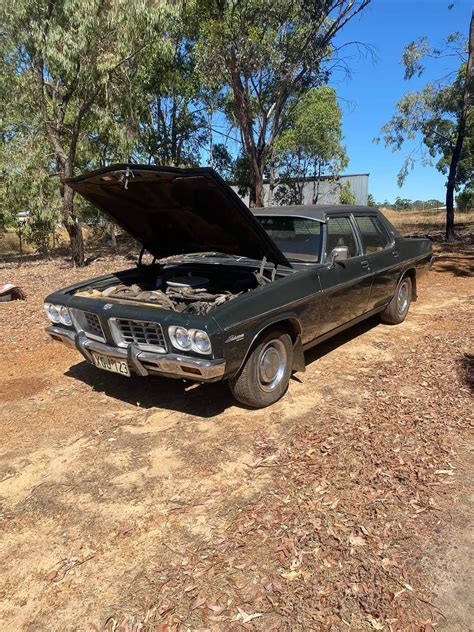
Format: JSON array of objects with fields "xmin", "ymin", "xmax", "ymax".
[
  {"xmin": 0, "ymin": 230, "xmax": 35, "ymax": 255},
  {"xmin": 383, "ymin": 209, "xmax": 473, "ymax": 239}
]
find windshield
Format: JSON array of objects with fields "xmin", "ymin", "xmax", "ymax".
[{"xmin": 255, "ymin": 215, "xmax": 322, "ymax": 262}]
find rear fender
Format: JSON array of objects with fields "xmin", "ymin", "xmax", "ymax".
[{"xmin": 398, "ymin": 266, "xmax": 417, "ymax": 300}]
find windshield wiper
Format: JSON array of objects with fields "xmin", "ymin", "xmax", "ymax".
[{"xmin": 180, "ymin": 252, "xmax": 248, "ymax": 260}]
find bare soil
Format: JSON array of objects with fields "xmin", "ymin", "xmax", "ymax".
[{"xmin": 0, "ymin": 214, "xmax": 473, "ymax": 631}]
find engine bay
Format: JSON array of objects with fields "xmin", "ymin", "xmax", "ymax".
[{"xmin": 73, "ymin": 262, "xmax": 280, "ymax": 315}]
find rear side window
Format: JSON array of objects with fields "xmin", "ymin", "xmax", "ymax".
[
  {"xmin": 354, "ymin": 216, "xmax": 391, "ymax": 253},
  {"xmin": 325, "ymin": 216, "xmax": 360, "ymax": 259}
]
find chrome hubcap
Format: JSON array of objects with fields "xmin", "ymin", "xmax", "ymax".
[
  {"xmin": 257, "ymin": 340, "xmax": 287, "ymax": 392},
  {"xmin": 397, "ymin": 281, "xmax": 409, "ymax": 314}
]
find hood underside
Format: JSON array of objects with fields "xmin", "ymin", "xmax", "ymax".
[{"xmin": 67, "ymin": 164, "xmax": 291, "ymax": 268}]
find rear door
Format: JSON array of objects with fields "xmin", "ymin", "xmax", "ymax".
[
  {"xmin": 353, "ymin": 214, "xmax": 401, "ymax": 309},
  {"xmin": 317, "ymin": 215, "xmax": 373, "ymax": 335}
]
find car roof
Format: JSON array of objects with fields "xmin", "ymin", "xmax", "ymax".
[{"xmin": 251, "ymin": 205, "xmax": 380, "ymax": 222}]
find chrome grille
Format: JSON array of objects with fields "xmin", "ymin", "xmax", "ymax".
[
  {"xmin": 84, "ymin": 312, "xmax": 104, "ymax": 339},
  {"xmin": 115, "ymin": 319, "xmax": 166, "ymax": 351}
]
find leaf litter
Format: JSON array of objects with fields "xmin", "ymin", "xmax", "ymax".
[{"xmin": 106, "ymin": 300, "xmax": 472, "ymax": 630}]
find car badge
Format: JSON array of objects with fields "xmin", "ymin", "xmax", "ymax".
[
  {"xmin": 103, "ymin": 303, "xmax": 113, "ymax": 310},
  {"xmin": 225, "ymin": 333, "xmax": 245, "ymax": 343}
]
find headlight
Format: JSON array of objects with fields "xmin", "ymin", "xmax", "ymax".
[
  {"xmin": 168, "ymin": 326, "xmax": 212, "ymax": 355},
  {"xmin": 44, "ymin": 302, "xmax": 72, "ymax": 326},
  {"xmin": 44, "ymin": 302, "xmax": 61, "ymax": 324},
  {"xmin": 59, "ymin": 306, "xmax": 72, "ymax": 326},
  {"xmin": 192, "ymin": 330, "xmax": 211, "ymax": 354},
  {"xmin": 169, "ymin": 326, "xmax": 192, "ymax": 350}
]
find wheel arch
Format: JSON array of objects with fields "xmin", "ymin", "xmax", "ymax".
[
  {"xmin": 398, "ymin": 266, "xmax": 417, "ymax": 301},
  {"xmin": 235, "ymin": 316, "xmax": 305, "ymax": 376}
]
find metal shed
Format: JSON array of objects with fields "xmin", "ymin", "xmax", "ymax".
[{"xmin": 230, "ymin": 173, "xmax": 369, "ymax": 207}]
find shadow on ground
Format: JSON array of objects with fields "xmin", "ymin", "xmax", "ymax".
[
  {"xmin": 434, "ymin": 251, "xmax": 474, "ymax": 277},
  {"xmin": 66, "ymin": 315, "xmax": 383, "ymax": 415},
  {"xmin": 66, "ymin": 361, "xmax": 234, "ymax": 416},
  {"xmin": 458, "ymin": 353, "xmax": 474, "ymax": 393}
]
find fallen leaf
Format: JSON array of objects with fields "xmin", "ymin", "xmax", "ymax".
[
  {"xmin": 191, "ymin": 595, "xmax": 206, "ymax": 610},
  {"xmin": 235, "ymin": 607, "xmax": 263, "ymax": 623},
  {"xmin": 280, "ymin": 570, "xmax": 301, "ymax": 581},
  {"xmin": 367, "ymin": 615, "xmax": 384, "ymax": 629},
  {"xmin": 208, "ymin": 604, "xmax": 226, "ymax": 614},
  {"xmin": 349, "ymin": 534, "xmax": 366, "ymax": 547}
]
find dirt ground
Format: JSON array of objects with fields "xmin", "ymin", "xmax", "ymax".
[{"xmin": 0, "ymin": 214, "xmax": 473, "ymax": 631}]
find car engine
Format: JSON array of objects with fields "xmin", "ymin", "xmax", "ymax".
[{"xmin": 74, "ymin": 274, "xmax": 242, "ymax": 315}]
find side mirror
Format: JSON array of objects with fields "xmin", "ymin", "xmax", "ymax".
[{"xmin": 329, "ymin": 246, "xmax": 349, "ymax": 268}]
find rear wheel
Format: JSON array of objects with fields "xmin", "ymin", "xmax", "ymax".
[
  {"xmin": 229, "ymin": 329, "xmax": 293, "ymax": 408},
  {"xmin": 380, "ymin": 276, "xmax": 412, "ymax": 324}
]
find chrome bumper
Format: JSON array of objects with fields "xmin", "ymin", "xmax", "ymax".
[{"xmin": 46, "ymin": 326, "xmax": 226, "ymax": 381}]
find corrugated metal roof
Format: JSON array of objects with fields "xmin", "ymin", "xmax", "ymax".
[{"xmin": 252, "ymin": 204, "xmax": 376, "ymax": 222}]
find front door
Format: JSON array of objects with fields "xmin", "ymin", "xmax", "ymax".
[{"xmin": 317, "ymin": 215, "xmax": 373, "ymax": 336}]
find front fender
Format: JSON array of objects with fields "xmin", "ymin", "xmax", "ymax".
[{"xmin": 221, "ymin": 310, "xmax": 304, "ymax": 378}]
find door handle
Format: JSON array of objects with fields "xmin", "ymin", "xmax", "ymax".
[
  {"xmin": 360, "ymin": 260, "xmax": 370, "ymax": 268},
  {"xmin": 393, "ymin": 250, "xmax": 399, "ymax": 257}
]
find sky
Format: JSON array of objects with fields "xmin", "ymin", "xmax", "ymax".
[{"xmin": 331, "ymin": 0, "xmax": 472, "ymax": 203}]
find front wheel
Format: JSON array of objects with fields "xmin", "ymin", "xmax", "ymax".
[
  {"xmin": 229, "ymin": 329, "xmax": 293, "ymax": 408},
  {"xmin": 380, "ymin": 276, "xmax": 412, "ymax": 324}
]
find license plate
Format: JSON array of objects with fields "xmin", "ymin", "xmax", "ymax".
[{"xmin": 91, "ymin": 352, "xmax": 130, "ymax": 377}]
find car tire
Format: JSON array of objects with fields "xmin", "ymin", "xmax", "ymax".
[
  {"xmin": 229, "ymin": 329, "xmax": 293, "ymax": 408},
  {"xmin": 380, "ymin": 276, "xmax": 412, "ymax": 325}
]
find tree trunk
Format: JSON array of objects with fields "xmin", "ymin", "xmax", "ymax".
[
  {"xmin": 18, "ymin": 226, "xmax": 23, "ymax": 262},
  {"xmin": 267, "ymin": 148, "xmax": 277, "ymax": 207},
  {"xmin": 62, "ymin": 183, "xmax": 84, "ymax": 266},
  {"xmin": 248, "ymin": 158, "xmax": 265, "ymax": 208},
  {"xmin": 445, "ymin": 11, "xmax": 473, "ymax": 241},
  {"xmin": 268, "ymin": 167, "xmax": 275, "ymax": 208},
  {"xmin": 109, "ymin": 222, "xmax": 117, "ymax": 251},
  {"xmin": 312, "ymin": 163, "xmax": 322, "ymax": 204},
  {"xmin": 445, "ymin": 176, "xmax": 456, "ymax": 241}
]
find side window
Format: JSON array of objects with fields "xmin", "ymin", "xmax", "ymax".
[
  {"xmin": 257, "ymin": 216, "xmax": 322, "ymax": 262},
  {"xmin": 325, "ymin": 216, "xmax": 360, "ymax": 259},
  {"xmin": 355, "ymin": 216, "xmax": 391, "ymax": 253}
]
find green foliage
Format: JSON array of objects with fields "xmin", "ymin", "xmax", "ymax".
[
  {"xmin": 0, "ymin": 96, "xmax": 61, "ymax": 253},
  {"xmin": 380, "ymin": 75, "xmax": 473, "ymax": 188},
  {"xmin": 380, "ymin": 197, "xmax": 445, "ymax": 211},
  {"xmin": 195, "ymin": 0, "xmax": 370, "ymax": 205},
  {"xmin": 393, "ymin": 197, "xmax": 413, "ymax": 211},
  {"xmin": 1, "ymin": 0, "xmax": 368, "ymax": 259},
  {"xmin": 367, "ymin": 193, "xmax": 377, "ymax": 207},
  {"xmin": 339, "ymin": 182, "xmax": 356, "ymax": 205},
  {"xmin": 1, "ymin": 0, "xmax": 173, "ymax": 262},
  {"xmin": 378, "ymin": 18, "xmax": 473, "ymax": 240},
  {"xmin": 232, "ymin": 154, "xmax": 252, "ymax": 198},
  {"xmin": 210, "ymin": 144, "xmax": 235, "ymax": 180},
  {"xmin": 456, "ymin": 183, "xmax": 473, "ymax": 210},
  {"xmin": 132, "ymin": 15, "xmax": 211, "ymax": 166},
  {"xmin": 274, "ymin": 86, "xmax": 348, "ymax": 186}
]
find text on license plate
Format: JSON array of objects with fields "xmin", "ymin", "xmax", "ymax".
[{"xmin": 92, "ymin": 352, "xmax": 130, "ymax": 377}]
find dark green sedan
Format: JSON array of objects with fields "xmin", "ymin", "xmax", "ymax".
[{"xmin": 44, "ymin": 165, "xmax": 433, "ymax": 408}]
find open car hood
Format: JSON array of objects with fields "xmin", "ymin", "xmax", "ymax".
[{"xmin": 67, "ymin": 164, "xmax": 291, "ymax": 268}]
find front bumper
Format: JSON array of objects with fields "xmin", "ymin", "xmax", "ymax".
[{"xmin": 46, "ymin": 326, "xmax": 226, "ymax": 382}]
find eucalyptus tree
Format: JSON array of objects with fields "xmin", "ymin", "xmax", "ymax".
[
  {"xmin": 195, "ymin": 0, "xmax": 371, "ymax": 207},
  {"xmin": 132, "ymin": 21, "xmax": 210, "ymax": 167},
  {"xmin": 271, "ymin": 86, "xmax": 348, "ymax": 205},
  {"xmin": 1, "ymin": 0, "xmax": 169, "ymax": 265},
  {"xmin": 380, "ymin": 12, "xmax": 473, "ymax": 240},
  {"xmin": 0, "ymin": 33, "xmax": 61, "ymax": 254}
]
